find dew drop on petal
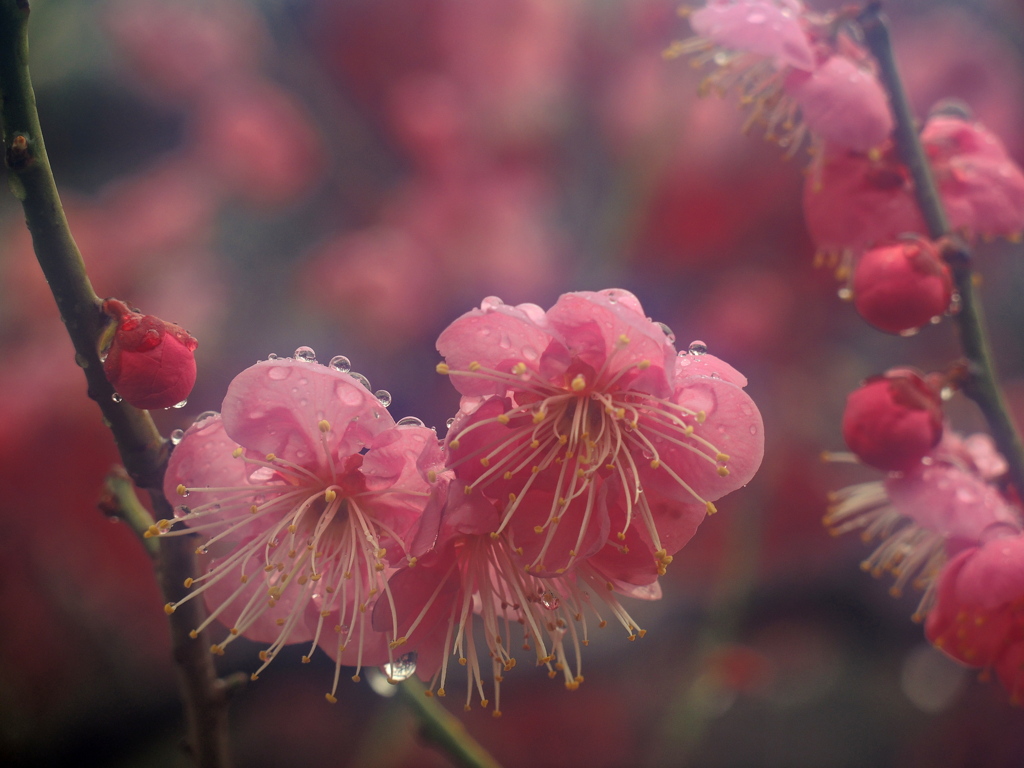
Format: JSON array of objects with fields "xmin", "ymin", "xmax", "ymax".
[
  {"xmin": 170, "ymin": 429, "xmax": 185, "ymax": 445},
  {"xmin": 397, "ymin": 416, "xmax": 425, "ymax": 428},
  {"xmin": 657, "ymin": 322, "xmax": 676, "ymax": 343},
  {"xmin": 267, "ymin": 353, "xmax": 279, "ymax": 360},
  {"xmin": 195, "ymin": 411, "xmax": 218, "ymax": 425},
  {"xmin": 382, "ymin": 652, "xmax": 417, "ymax": 682},
  {"xmin": 293, "ymin": 346, "xmax": 317, "ymax": 362},
  {"xmin": 112, "ymin": 392, "xmax": 123, "ymax": 403},
  {"xmin": 374, "ymin": 390, "xmax": 392, "ymax": 407},
  {"xmin": 688, "ymin": 340, "xmax": 708, "ymax": 356},
  {"xmin": 350, "ymin": 372, "xmax": 372, "ymax": 391},
  {"xmin": 446, "ymin": 417, "xmax": 456, "ymax": 428},
  {"xmin": 329, "ymin": 355, "xmax": 351, "ymax": 373},
  {"xmin": 268, "ymin": 365, "xmax": 291, "ymax": 381}
]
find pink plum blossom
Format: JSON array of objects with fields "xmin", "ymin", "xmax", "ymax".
[
  {"xmin": 157, "ymin": 355, "xmax": 445, "ymax": 702},
  {"xmin": 827, "ymin": 432, "xmax": 1022, "ymax": 617},
  {"xmin": 436, "ymin": 290, "xmax": 764, "ymax": 579}
]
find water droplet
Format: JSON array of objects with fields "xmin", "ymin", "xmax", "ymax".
[
  {"xmin": 540, "ymin": 590, "xmax": 560, "ymax": 611},
  {"xmin": 837, "ymin": 287, "xmax": 853, "ymax": 301},
  {"xmin": 112, "ymin": 392, "xmax": 123, "ymax": 403},
  {"xmin": 173, "ymin": 505, "xmax": 190, "ymax": 519},
  {"xmin": 688, "ymin": 340, "xmax": 708, "ymax": 356},
  {"xmin": 898, "ymin": 327, "xmax": 920, "ymax": 338},
  {"xmin": 75, "ymin": 353, "xmax": 89, "ymax": 369},
  {"xmin": 268, "ymin": 365, "xmax": 291, "ymax": 381},
  {"xmin": 267, "ymin": 353, "xmax": 279, "ymax": 360},
  {"xmin": 397, "ymin": 416, "xmax": 424, "ymax": 428},
  {"xmin": 195, "ymin": 411, "xmax": 218, "ymax": 425},
  {"xmin": 940, "ymin": 386, "xmax": 954, "ymax": 401},
  {"xmin": 374, "ymin": 390, "xmax": 392, "ymax": 407},
  {"xmin": 930, "ymin": 315, "xmax": 942, "ymax": 325},
  {"xmin": 329, "ymin": 355, "xmax": 351, "ymax": 373},
  {"xmin": 382, "ymin": 651, "xmax": 418, "ymax": 682},
  {"xmin": 170, "ymin": 429, "xmax": 185, "ymax": 445},
  {"xmin": 657, "ymin": 322, "xmax": 676, "ymax": 343},
  {"xmin": 349, "ymin": 372, "xmax": 372, "ymax": 391},
  {"xmin": 293, "ymin": 346, "xmax": 317, "ymax": 362},
  {"xmin": 171, "ymin": 399, "xmax": 188, "ymax": 409},
  {"xmin": 749, "ymin": 425, "xmax": 758, "ymax": 435},
  {"xmin": 446, "ymin": 417, "xmax": 456, "ymax": 429}
]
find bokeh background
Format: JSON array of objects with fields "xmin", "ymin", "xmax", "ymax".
[{"xmin": 4, "ymin": 0, "xmax": 1024, "ymax": 766}]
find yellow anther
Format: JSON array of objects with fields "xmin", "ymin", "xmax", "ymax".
[
  {"xmin": 250, "ymin": 504, "xmax": 259, "ymax": 514},
  {"xmin": 684, "ymin": 425, "xmax": 694, "ymax": 435},
  {"xmin": 512, "ymin": 362, "xmax": 527, "ymax": 375},
  {"xmin": 232, "ymin": 447, "xmax": 244, "ymax": 458},
  {"xmin": 532, "ymin": 411, "xmax": 547, "ymax": 425},
  {"xmin": 184, "ymin": 577, "xmax": 194, "ymax": 588},
  {"xmin": 650, "ymin": 459, "xmax": 661, "ymax": 469},
  {"xmin": 717, "ymin": 466, "xmax": 730, "ymax": 477},
  {"xmin": 449, "ymin": 438, "xmax": 461, "ymax": 450},
  {"xmin": 503, "ymin": 471, "xmax": 513, "ymax": 480},
  {"xmin": 637, "ymin": 360, "xmax": 651, "ymax": 370},
  {"xmin": 558, "ymin": 435, "xmax": 568, "ymax": 445},
  {"xmin": 508, "ymin": 492, "xmax": 517, "ymax": 502},
  {"xmin": 531, "ymin": 465, "xmax": 540, "ymax": 474},
  {"xmin": 266, "ymin": 453, "xmax": 276, "ymax": 461},
  {"xmin": 427, "ymin": 469, "xmax": 437, "ymax": 483},
  {"xmin": 571, "ymin": 374, "xmax": 586, "ymax": 392},
  {"xmin": 325, "ymin": 693, "xmax": 338, "ymax": 704},
  {"xmin": 436, "ymin": 362, "xmax": 450, "ymax": 375},
  {"xmin": 164, "ymin": 603, "xmax": 176, "ymax": 615},
  {"xmin": 534, "ymin": 525, "xmax": 545, "ymax": 534},
  {"xmin": 618, "ymin": 334, "xmax": 630, "ymax": 345},
  {"xmin": 318, "ymin": 419, "xmax": 331, "ymax": 433},
  {"xmin": 716, "ymin": 452, "xmax": 730, "ymax": 462},
  {"xmin": 497, "ymin": 414, "xmax": 510, "ymax": 424},
  {"xmin": 615, "ymin": 408, "xmax": 626, "ymax": 419},
  {"xmin": 617, "ymin": 532, "xmax": 626, "ymax": 541},
  {"xmin": 696, "ymin": 411, "xmax": 706, "ymax": 423},
  {"xmin": 189, "ymin": 630, "xmax": 198, "ymax": 639},
  {"xmin": 480, "ymin": 457, "xmax": 490, "ymax": 467},
  {"xmin": 706, "ymin": 501, "xmax": 717, "ymax": 515},
  {"xmin": 531, "ymin": 439, "xmax": 540, "ymax": 449},
  {"xmin": 176, "ymin": 484, "xmax": 188, "ymax": 497},
  {"xmin": 468, "ymin": 361, "xmax": 482, "ymax": 371}
]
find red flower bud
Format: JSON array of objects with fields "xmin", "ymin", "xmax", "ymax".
[
  {"xmin": 852, "ymin": 239, "xmax": 953, "ymax": 335},
  {"xmin": 842, "ymin": 370, "xmax": 943, "ymax": 472},
  {"xmin": 101, "ymin": 299, "xmax": 198, "ymax": 410}
]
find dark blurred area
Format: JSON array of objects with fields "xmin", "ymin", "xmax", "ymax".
[{"xmin": 3, "ymin": 1, "xmax": 1024, "ymax": 766}]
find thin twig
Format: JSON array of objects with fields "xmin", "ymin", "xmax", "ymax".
[
  {"xmin": 397, "ymin": 678, "xmax": 504, "ymax": 768},
  {"xmin": 859, "ymin": 2, "xmax": 1024, "ymax": 496},
  {"xmin": 0, "ymin": 3, "xmax": 231, "ymax": 766}
]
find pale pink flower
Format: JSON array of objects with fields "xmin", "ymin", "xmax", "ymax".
[
  {"xmin": 673, "ymin": 1, "xmax": 892, "ymax": 153},
  {"xmin": 436, "ymin": 290, "xmax": 764, "ymax": 578},
  {"xmin": 926, "ymin": 533, "xmax": 1024, "ymax": 701},
  {"xmin": 157, "ymin": 355, "xmax": 445, "ymax": 702},
  {"xmin": 826, "ymin": 432, "xmax": 1022, "ymax": 617}
]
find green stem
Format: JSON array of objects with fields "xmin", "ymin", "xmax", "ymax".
[
  {"xmin": 101, "ymin": 467, "xmax": 161, "ymax": 559},
  {"xmin": 397, "ymin": 679, "xmax": 504, "ymax": 768},
  {"xmin": 859, "ymin": 2, "xmax": 1024, "ymax": 496},
  {"xmin": 0, "ymin": 4, "xmax": 231, "ymax": 767}
]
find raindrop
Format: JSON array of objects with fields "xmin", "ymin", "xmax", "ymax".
[
  {"xmin": 267, "ymin": 353, "xmax": 279, "ymax": 360},
  {"xmin": 293, "ymin": 346, "xmax": 317, "ymax": 363},
  {"xmin": 171, "ymin": 399, "xmax": 188, "ymax": 409},
  {"xmin": 350, "ymin": 372, "xmax": 372, "ymax": 391},
  {"xmin": 195, "ymin": 411, "xmax": 218, "ymax": 425},
  {"xmin": 940, "ymin": 386, "xmax": 954, "ymax": 402},
  {"xmin": 329, "ymin": 355, "xmax": 351, "ymax": 373},
  {"xmin": 382, "ymin": 652, "xmax": 418, "ymax": 682},
  {"xmin": 898, "ymin": 327, "xmax": 919, "ymax": 338},
  {"xmin": 930, "ymin": 315, "xmax": 942, "ymax": 325},
  {"xmin": 268, "ymin": 365, "xmax": 291, "ymax": 381},
  {"xmin": 75, "ymin": 353, "xmax": 89, "ymax": 369},
  {"xmin": 688, "ymin": 340, "xmax": 708, "ymax": 356},
  {"xmin": 374, "ymin": 390, "xmax": 392, "ymax": 407},
  {"xmin": 170, "ymin": 429, "xmax": 185, "ymax": 445},
  {"xmin": 397, "ymin": 416, "xmax": 424, "ymax": 428},
  {"xmin": 446, "ymin": 417, "xmax": 456, "ymax": 429},
  {"xmin": 837, "ymin": 287, "xmax": 853, "ymax": 301},
  {"xmin": 749, "ymin": 425, "xmax": 758, "ymax": 435},
  {"xmin": 173, "ymin": 505, "xmax": 190, "ymax": 519},
  {"xmin": 540, "ymin": 590, "xmax": 560, "ymax": 611},
  {"xmin": 112, "ymin": 392, "xmax": 123, "ymax": 403},
  {"xmin": 657, "ymin": 322, "xmax": 676, "ymax": 343},
  {"xmin": 97, "ymin": 349, "xmax": 108, "ymax": 364}
]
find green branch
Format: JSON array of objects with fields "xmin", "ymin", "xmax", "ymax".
[
  {"xmin": 0, "ymin": 4, "xmax": 231, "ymax": 766},
  {"xmin": 859, "ymin": 2, "xmax": 1024, "ymax": 496},
  {"xmin": 397, "ymin": 679, "xmax": 504, "ymax": 768}
]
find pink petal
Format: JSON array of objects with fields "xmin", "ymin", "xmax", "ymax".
[
  {"xmin": 784, "ymin": 55, "xmax": 893, "ymax": 151},
  {"xmin": 164, "ymin": 414, "xmax": 244, "ymax": 504},
  {"xmin": 690, "ymin": 0, "xmax": 815, "ymax": 71},
  {"xmin": 673, "ymin": 351, "xmax": 748, "ymax": 388},
  {"xmin": 953, "ymin": 533, "xmax": 1024, "ymax": 611},
  {"xmin": 221, "ymin": 358, "xmax": 394, "ymax": 468}
]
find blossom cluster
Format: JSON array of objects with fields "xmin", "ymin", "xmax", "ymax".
[{"xmin": 153, "ymin": 290, "xmax": 763, "ymax": 713}]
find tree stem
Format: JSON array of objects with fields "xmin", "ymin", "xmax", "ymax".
[
  {"xmin": 859, "ymin": 2, "xmax": 1024, "ymax": 495},
  {"xmin": 0, "ymin": 3, "xmax": 231, "ymax": 766},
  {"xmin": 397, "ymin": 679, "xmax": 504, "ymax": 768}
]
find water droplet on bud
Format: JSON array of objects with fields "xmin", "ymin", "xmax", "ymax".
[
  {"xmin": 374, "ymin": 390, "xmax": 392, "ymax": 407},
  {"xmin": 688, "ymin": 340, "xmax": 708, "ymax": 356},
  {"xmin": 112, "ymin": 392, "xmax": 123, "ymax": 403},
  {"xmin": 171, "ymin": 399, "xmax": 188, "ymax": 409},
  {"xmin": 397, "ymin": 416, "xmax": 424, "ymax": 427},
  {"xmin": 170, "ymin": 429, "xmax": 185, "ymax": 445},
  {"xmin": 294, "ymin": 346, "xmax": 317, "ymax": 362},
  {"xmin": 329, "ymin": 355, "xmax": 351, "ymax": 373}
]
